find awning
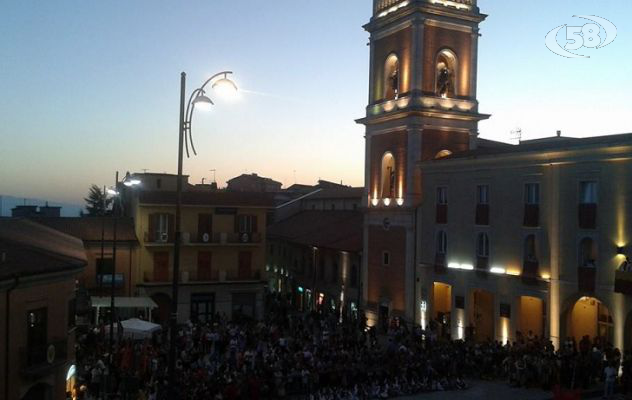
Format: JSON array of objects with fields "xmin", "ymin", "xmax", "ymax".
[{"xmin": 90, "ymin": 296, "xmax": 158, "ymax": 309}]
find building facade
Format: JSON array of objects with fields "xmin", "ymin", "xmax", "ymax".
[
  {"xmin": 359, "ymin": 0, "xmax": 632, "ymax": 351},
  {"xmin": 267, "ymin": 210, "xmax": 363, "ymax": 318},
  {"xmin": 0, "ymin": 219, "xmax": 86, "ymax": 400},
  {"xmin": 122, "ymin": 176, "xmax": 275, "ymax": 324}
]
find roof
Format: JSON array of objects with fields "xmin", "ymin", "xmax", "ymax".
[
  {"xmin": 435, "ymin": 133, "xmax": 632, "ymax": 162},
  {"xmin": 0, "ymin": 218, "xmax": 87, "ymax": 280},
  {"xmin": 29, "ymin": 217, "xmax": 138, "ymax": 242},
  {"xmin": 267, "ymin": 210, "xmax": 363, "ymax": 252},
  {"xmin": 138, "ymin": 190, "xmax": 277, "ymax": 208},
  {"xmin": 226, "ymin": 173, "xmax": 282, "ymax": 186}
]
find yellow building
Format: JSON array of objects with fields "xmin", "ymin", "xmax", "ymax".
[{"xmin": 122, "ymin": 173, "xmax": 275, "ymax": 323}]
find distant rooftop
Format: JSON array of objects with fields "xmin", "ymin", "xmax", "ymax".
[{"xmin": 138, "ymin": 190, "xmax": 277, "ymax": 208}]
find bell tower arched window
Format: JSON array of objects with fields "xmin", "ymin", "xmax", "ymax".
[
  {"xmin": 384, "ymin": 54, "xmax": 400, "ymax": 100},
  {"xmin": 436, "ymin": 49, "xmax": 457, "ymax": 98},
  {"xmin": 380, "ymin": 152, "xmax": 396, "ymax": 199}
]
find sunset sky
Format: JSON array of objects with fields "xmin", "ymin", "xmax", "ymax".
[{"xmin": 1, "ymin": 0, "xmax": 630, "ymax": 205}]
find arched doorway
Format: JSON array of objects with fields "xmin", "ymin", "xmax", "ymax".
[
  {"xmin": 566, "ymin": 296, "xmax": 613, "ymax": 344},
  {"xmin": 432, "ymin": 282, "xmax": 452, "ymax": 339},
  {"xmin": 151, "ymin": 293, "xmax": 171, "ymax": 325},
  {"xmin": 22, "ymin": 382, "xmax": 53, "ymax": 400},
  {"xmin": 469, "ymin": 289, "xmax": 494, "ymax": 342},
  {"xmin": 519, "ymin": 296, "xmax": 544, "ymax": 339}
]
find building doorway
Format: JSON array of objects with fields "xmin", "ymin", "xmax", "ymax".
[
  {"xmin": 469, "ymin": 289, "xmax": 494, "ymax": 342},
  {"xmin": 567, "ymin": 296, "xmax": 613, "ymax": 344},
  {"xmin": 433, "ymin": 282, "xmax": 452, "ymax": 339},
  {"xmin": 519, "ymin": 296, "xmax": 544, "ymax": 339}
]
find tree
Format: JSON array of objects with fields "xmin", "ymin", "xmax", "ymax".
[{"xmin": 84, "ymin": 184, "xmax": 111, "ymax": 216}]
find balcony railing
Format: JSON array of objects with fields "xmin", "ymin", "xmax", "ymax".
[
  {"xmin": 20, "ymin": 339, "xmax": 68, "ymax": 378},
  {"xmin": 614, "ymin": 270, "xmax": 632, "ymax": 296}
]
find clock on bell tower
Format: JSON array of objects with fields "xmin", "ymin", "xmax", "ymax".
[{"xmin": 357, "ymin": 0, "xmax": 489, "ymax": 328}]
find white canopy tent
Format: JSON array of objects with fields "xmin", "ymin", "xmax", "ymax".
[
  {"xmin": 91, "ymin": 296, "xmax": 157, "ymax": 323},
  {"xmin": 105, "ymin": 318, "xmax": 162, "ymax": 340}
]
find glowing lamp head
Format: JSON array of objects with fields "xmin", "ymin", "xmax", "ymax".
[
  {"xmin": 212, "ymin": 76, "xmax": 238, "ymax": 99},
  {"xmin": 396, "ymin": 198, "xmax": 404, "ymax": 206},
  {"xmin": 193, "ymin": 94, "xmax": 214, "ymax": 111},
  {"xmin": 383, "ymin": 198, "xmax": 391, "ymax": 206},
  {"xmin": 371, "ymin": 198, "xmax": 379, "ymax": 207}
]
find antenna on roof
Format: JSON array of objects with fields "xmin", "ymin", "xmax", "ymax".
[
  {"xmin": 510, "ymin": 127, "xmax": 522, "ymax": 143},
  {"xmin": 142, "ymin": 169, "xmax": 148, "ymax": 173}
]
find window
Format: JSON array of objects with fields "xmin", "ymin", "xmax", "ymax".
[
  {"xmin": 26, "ymin": 308, "xmax": 47, "ymax": 366},
  {"xmin": 436, "ymin": 49, "xmax": 457, "ymax": 98},
  {"xmin": 380, "ymin": 152, "xmax": 396, "ymax": 199},
  {"xmin": 149, "ymin": 213, "xmax": 172, "ymax": 242},
  {"xmin": 476, "ymin": 233, "xmax": 489, "ymax": 258},
  {"xmin": 96, "ymin": 257, "xmax": 114, "ymax": 283},
  {"xmin": 238, "ymin": 251, "xmax": 252, "ymax": 280},
  {"xmin": 197, "ymin": 251, "xmax": 213, "ymax": 281},
  {"xmin": 436, "ymin": 187, "xmax": 448, "ymax": 224},
  {"xmin": 579, "ymin": 237, "xmax": 596, "ymax": 267},
  {"xmin": 382, "ymin": 251, "xmax": 391, "ymax": 266},
  {"xmin": 437, "ymin": 187, "xmax": 448, "ymax": 205},
  {"xmin": 580, "ymin": 181, "xmax": 598, "ymax": 204},
  {"xmin": 197, "ymin": 214, "xmax": 213, "ymax": 242},
  {"xmin": 524, "ymin": 235, "xmax": 537, "ymax": 262},
  {"xmin": 384, "ymin": 53, "xmax": 399, "ymax": 100},
  {"xmin": 156, "ymin": 178, "xmax": 162, "ymax": 189},
  {"xmin": 436, "ymin": 231, "xmax": 447, "ymax": 254},
  {"xmin": 153, "ymin": 252, "xmax": 169, "ymax": 281},
  {"xmin": 191, "ymin": 293, "xmax": 215, "ymax": 323},
  {"xmin": 525, "ymin": 183, "xmax": 540, "ymax": 204},
  {"xmin": 236, "ymin": 214, "xmax": 258, "ymax": 233},
  {"xmin": 476, "ymin": 185, "xmax": 489, "ymax": 205}
]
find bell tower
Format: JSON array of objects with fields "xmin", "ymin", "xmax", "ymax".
[{"xmin": 358, "ymin": 0, "xmax": 489, "ymax": 327}]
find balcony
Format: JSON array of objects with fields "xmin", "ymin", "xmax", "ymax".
[
  {"xmin": 614, "ymin": 269, "xmax": 632, "ymax": 296},
  {"xmin": 20, "ymin": 339, "xmax": 68, "ymax": 378},
  {"xmin": 187, "ymin": 232, "xmax": 262, "ymax": 245}
]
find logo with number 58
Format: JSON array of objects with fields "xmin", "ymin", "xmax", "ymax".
[{"xmin": 545, "ymin": 15, "xmax": 617, "ymax": 58}]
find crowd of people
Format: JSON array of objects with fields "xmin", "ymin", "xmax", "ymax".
[{"xmin": 70, "ymin": 294, "xmax": 632, "ymax": 400}]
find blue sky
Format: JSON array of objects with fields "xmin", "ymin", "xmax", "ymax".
[{"xmin": 1, "ymin": 0, "xmax": 630, "ymax": 204}]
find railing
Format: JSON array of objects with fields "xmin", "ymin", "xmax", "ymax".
[
  {"xmin": 614, "ymin": 270, "xmax": 632, "ymax": 295},
  {"xmin": 20, "ymin": 339, "xmax": 68, "ymax": 377},
  {"xmin": 374, "ymin": 0, "xmax": 475, "ymax": 14}
]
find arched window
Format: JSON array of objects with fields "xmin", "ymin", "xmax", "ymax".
[
  {"xmin": 476, "ymin": 233, "xmax": 489, "ymax": 258},
  {"xmin": 436, "ymin": 49, "xmax": 457, "ymax": 98},
  {"xmin": 384, "ymin": 54, "xmax": 400, "ymax": 100},
  {"xmin": 579, "ymin": 237, "xmax": 597, "ymax": 267},
  {"xmin": 435, "ymin": 149, "xmax": 452, "ymax": 159},
  {"xmin": 380, "ymin": 152, "xmax": 396, "ymax": 199},
  {"xmin": 524, "ymin": 235, "xmax": 538, "ymax": 262},
  {"xmin": 436, "ymin": 231, "xmax": 447, "ymax": 255}
]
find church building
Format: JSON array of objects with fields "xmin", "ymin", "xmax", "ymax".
[{"xmin": 359, "ymin": 0, "xmax": 632, "ymax": 351}]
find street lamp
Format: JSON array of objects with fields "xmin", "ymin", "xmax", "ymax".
[
  {"xmin": 168, "ymin": 71, "xmax": 237, "ymax": 394},
  {"xmin": 105, "ymin": 171, "xmax": 140, "ymax": 394}
]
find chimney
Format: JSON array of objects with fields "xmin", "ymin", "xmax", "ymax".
[{"xmin": 556, "ymin": 130, "xmax": 561, "ymax": 137}]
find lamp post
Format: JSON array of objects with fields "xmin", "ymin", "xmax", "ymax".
[
  {"xmin": 168, "ymin": 71, "xmax": 238, "ymax": 395},
  {"xmin": 105, "ymin": 171, "xmax": 140, "ymax": 394}
]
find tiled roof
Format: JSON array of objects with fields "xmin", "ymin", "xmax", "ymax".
[
  {"xmin": 29, "ymin": 217, "xmax": 138, "ymax": 242},
  {"xmin": 138, "ymin": 190, "xmax": 277, "ymax": 208},
  {"xmin": 0, "ymin": 218, "xmax": 87, "ymax": 280},
  {"xmin": 267, "ymin": 210, "xmax": 363, "ymax": 252}
]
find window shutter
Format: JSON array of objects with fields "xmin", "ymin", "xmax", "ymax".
[
  {"xmin": 198, "ymin": 214, "xmax": 212, "ymax": 242},
  {"xmin": 148, "ymin": 213, "xmax": 156, "ymax": 242},
  {"xmin": 168, "ymin": 214, "xmax": 175, "ymax": 242}
]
